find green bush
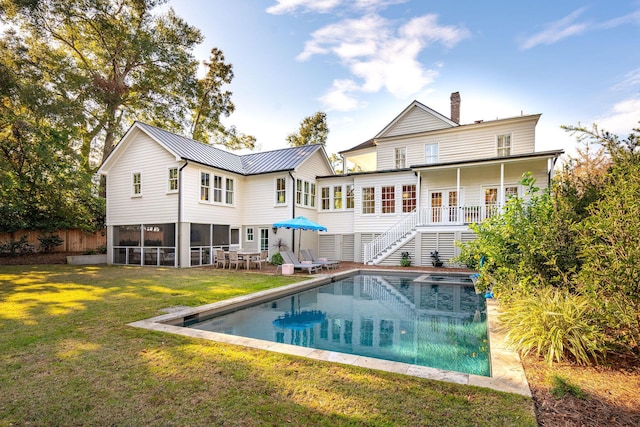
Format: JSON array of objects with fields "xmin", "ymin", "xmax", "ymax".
[
  {"xmin": 38, "ymin": 233, "xmax": 64, "ymax": 253},
  {"xmin": 270, "ymin": 252, "xmax": 284, "ymax": 266},
  {"xmin": 500, "ymin": 287, "xmax": 605, "ymax": 366},
  {"xmin": 0, "ymin": 236, "xmax": 33, "ymax": 256}
]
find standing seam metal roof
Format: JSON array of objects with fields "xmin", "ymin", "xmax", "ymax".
[{"xmin": 136, "ymin": 122, "xmax": 322, "ymax": 176}]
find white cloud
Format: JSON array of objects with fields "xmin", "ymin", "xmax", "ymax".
[
  {"xmin": 594, "ymin": 97, "xmax": 640, "ymax": 136},
  {"xmin": 266, "ymin": 0, "xmax": 407, "ymax": 15},
  {"xmin": 613, "ymin": 67, "xmax": 640, "ymax": 91},
  {"xmin": 299, "ymin": 14, "xmax": 469, "ymax": 111},
  {"xmin": 519, "ymin": 8, "xmax": 589, "ymax": 50},
  {"xmin": 319, "ymin": 79, "xmax": 364, "ymax": 111}
]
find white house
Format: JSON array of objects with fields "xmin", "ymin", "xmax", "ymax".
[{"xmin": 98, "ymin": 93, "xmax": 562, "ymax": 267}]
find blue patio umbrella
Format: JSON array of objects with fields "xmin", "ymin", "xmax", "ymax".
[{"xmin": 272, "ymin": 216, "xmax": 327, "ymax": 255}]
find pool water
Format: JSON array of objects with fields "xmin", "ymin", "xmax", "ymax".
[{"xmin": 187, "ymin": 273, "xmax": 490, "ymax": 376}]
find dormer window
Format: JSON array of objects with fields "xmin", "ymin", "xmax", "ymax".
[
  {"xmin": 497, "ymin": 134, "xmax": 511, "ymax": 157},
  {"xmin": 394, "ymin": 147, "xmax": 406, "ymax": 168}
]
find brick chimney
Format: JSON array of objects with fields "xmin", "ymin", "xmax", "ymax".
[{"xmin": 450, "ymin": 92, "xmax": 460, "ymax": 124}]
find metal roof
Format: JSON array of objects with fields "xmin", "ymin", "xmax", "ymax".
[{"xmin": 136, "ymin": 122, "xmax": 321, "ymax": 176}]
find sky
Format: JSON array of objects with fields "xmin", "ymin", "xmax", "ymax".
[{"xmin": 166, "ymin": 0, "xmax": 640, "ymax": 158}]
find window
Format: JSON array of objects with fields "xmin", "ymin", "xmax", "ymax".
[
  {"xmin": 296, "ymin": 178, "xmax": 302, "ymax": 205},
  {"xmin": 132, "ymin": 172, "xmax": 142, "ymax": 196},
  {"xmin": 246, "ymin": 227, "xmax": 254, "ymax": 242},
  {"xmin": 394, "ymin": 147, "xmax": 406, "ymax": 168},
  {"xmin": 362, "ymin": 187, "xmax": 375, "ymax": 214},
  {"xmin": 295, "ymin": 178, "xmax": 315, "ymax": 207},
  {"xmin": 346, "ymin": 184, "xmax": 354, "ymax": 209},
  {"xmin": 225, "ymin": 178, "xmax": 234, "ymax": 204},
  {"xmin": 497, "ymin": 134, "xmax": 511, "ymax": 157},
  {"xmin": 382, "ymin": 186, "xmax": 395, "ymax": 214},
  {"xmin": 310, "ymin": 183, "xmax": 316, "ymax": 207},
  {"xmin": 168, "ymin": 168, "xmax": 178, "ymax": 192},
  {"xmin": 213, "ymin": 175, "xmax": 223, "ymax": 203},
  {"xmin": 260, "ymin": 228, "xmax": 269, "ymax": 251},
  {"xmin": 275, "ymin": 177, "xmax": 286, "ymax": 204},
  {"xmin": 333, "ymin": 185, "xmax": 342, "ymax": 209},
  {"xmin": 402, "ymin": 184, "xmax": 416, "ymax": 213},
  {"xmin": 321, "ymin": 187, "xmax": 330, "ymax": 210},
  {"xmin": 505, "ymin": 185, "xmax": 519, "ymax": 199},
  {"xmin": 200, "ymin": 172, "xmax": 210, "ymax": 201},
  {"xmin": 304, "ymin": 181, "xmax": 310, "ymax": 206},
  {"xmin": 425, "ymin": 143, "xmax": 438, "ymax": 164}
]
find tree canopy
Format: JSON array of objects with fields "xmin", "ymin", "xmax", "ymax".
[{"xmin": 286, "ymin": 111, "xmax": 328, "ymax": 147}]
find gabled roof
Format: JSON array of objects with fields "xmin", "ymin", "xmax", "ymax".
[
  {"xmin": 101, "ymin": 122, "xmax": 327, "ymax": 176},
  {"xmin": 374, "ymin": 100, "xmax": 458, "ymax": 138}
]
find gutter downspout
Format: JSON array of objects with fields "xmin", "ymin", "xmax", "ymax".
[
  {"xmin": 288, "ymin": 171, "xmax": 296, "ymax": 252},
  {"xmin": 177, "ymin": 160, "xmax": 189, "ymax": 267}
]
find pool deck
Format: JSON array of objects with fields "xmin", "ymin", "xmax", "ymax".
[{"xmin": 129, "ymin": 269, "xmax": 531, "ymax": 397}]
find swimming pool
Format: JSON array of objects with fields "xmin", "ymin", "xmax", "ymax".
[{"xmin": 184, "ymin": 272, "xmax": 489, "ymax": 376}]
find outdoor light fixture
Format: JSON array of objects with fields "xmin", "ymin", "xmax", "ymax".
[{"xmin": 272, "ymin": 226, "xmax": 278, "ymax": 234}]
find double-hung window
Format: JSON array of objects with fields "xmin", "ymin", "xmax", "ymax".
[
  {"xmin": 225, "ymin": 178, "xmax": 234, "ymax": 204},
  {"xmin": 362, "ymin": 187, "xmax": 375, "ymax": 214},
  {"xmin": 394, "ymin": 147, "xmax": 406, "ymax": 168},
  {"xmin": 246, "ymin": 227, "xmax": 254, "ymax": 242},
  {"xmin": 132, "ymin": 172, "xmax": 142, "ymax": 196},
  {"xmin": 425, "ymin": 143, "xmax": 438, "ymax": 164},
  {"xmin": 333, "ymin": 186, "xmax": 342, "ymax": 209},
  {"xmin": 275, "ymin": 177, "xmax": 286, "ymax": 204},
  {"xmin": 200, "ymin": 172, "xmax": 210, "ymax": 201},
  {"xmin": 382, "ymin": 186, "xmax": 395, "ymax": 214},
  {"xmin": 168, "ymin": 168, "xmax": 178, "ymax": 192},
  {"xmin": 296, "ymin": 179, "xmax": 303, "ymax": 205},
  {"xmin": 497, "ymin": 134, "xmax": 511, "ymax": 157},
  {"xmin": 213, "ymin": 175, "xmax": 223, "ymax": 203},
  {"xmin": 321, "ymin": 187, "xmax": 330, "ymax": 210},
  {"xmin": 402, "ymin": 184, "xmax": 416, "ymax": 212},
  {"xmin": 346, "ymin": 184, "xmax": 354, "ymax": 209},
  {"xmin": 310, "ymin": 183, "xmax": 316, "ymax": 207}
]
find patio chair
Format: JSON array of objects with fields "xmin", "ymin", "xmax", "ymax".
[
  {"xmin": 215, "ymin": 249, "xmax": 227, "ymax": 268},
  {"xmin": 302, "ymin": 249, "xmax": 339, "ymax": 270},
  {"xmin": 228, "ymin": 250, "xmax": 245, "ymax": 270},
  {"xmin": 280, "ymin": 251, "xmax": 322, "ymax": 274},
  {"xmin": 248, "ymin": 250, "xmax": 268, "ymax": 270}
]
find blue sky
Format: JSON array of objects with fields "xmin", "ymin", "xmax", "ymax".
[{"xmin": 167, "ymin": 0, "xmax": 640, "ymax": 157}]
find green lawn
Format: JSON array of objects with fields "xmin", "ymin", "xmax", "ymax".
[{"xmin": 0, "ymin": 265, "xmax": 536, "ymax": 426}]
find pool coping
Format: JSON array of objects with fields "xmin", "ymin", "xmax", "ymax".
[{"xmin": 129, "ymin": 269, "xmax": 531, "ymax": 397}]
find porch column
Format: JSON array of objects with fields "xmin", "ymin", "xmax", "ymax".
[
  {"xmin": 499, "ymin": 163, "xmax": 505, "ymax": 207},
  {"xmin": 456, "ymin": 168, "xmax": 461, "ymax": 223}
]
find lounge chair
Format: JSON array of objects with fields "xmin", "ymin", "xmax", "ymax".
[
  {"xmin": 302, "ymin": 248, "xmax": 339, "ymax": 270},
  {"xmin": 280, "ymin": 251, "xmax": 322, "ymax": 274}
]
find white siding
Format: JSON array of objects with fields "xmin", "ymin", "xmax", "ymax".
[
  {"xmin": 377, "ymin": 116, "xmax": 538, "ymax": 169},
  {"xmin": 105, "ymin": 132, "xmax": 180, "ymax": 225},
  {"xmin": 381, "ymin": 106, "xmax": 452, "ymax": 138},
  {"xmin": 353, "ymin": 171, "xmax": 418, "ymax": 233}
]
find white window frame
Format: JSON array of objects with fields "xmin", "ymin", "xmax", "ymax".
[
  {"xmin": 132, "ymin": 172, "xmax": 142, "ymax": 197},
  {"xmin": 310, "ymin": 183, "xmax": 316, "ymax": 208},
  {"xmin": 200, "ymin": 172, "xmax": 210, "ymax": 202},
  {"xmin": 225, "ymin": 178, "xmax": 234, "ymax": 205},
  {"xmin": 321, "ymin": 186, "xmax": 330, "ymax": 210},
  {"xmin": 394, "ymin": 147, "xmax": 407, "ymax": 169},
  {"xmin": 402, "ymin": 184, "xmax": 416, "ymax": 213},
  {"xmin": 362, "ymin": 187, "xmax": 375, "ymax": 215},
  {"xmin": 381, "ymin": 185, "xmax": 395, "ymax": 214},
  {"xmin": 497, "ymin": 134, "xmax": 512, "ymax": 157},
  {"xmin": 213, "ymin": 175, "xmax": 223, "ymax": 203},
  {"xmin": 425, "ymin": 143, "xmax": 438, "ymax": 164},
  {"xmin": 275, "ymin": 177, "xmax": 286, "ymax": 205},
  {"xmin": 246, "ymin": 227, "xmax": 254, "ymax": 242},
  {"xmin": 333, "ymin": 185, "xmax": 343, "ymax": 209},
  {"xmin": 167, "ymin": 167, "xmax": 178, "ymax": 193},
  {"xmin": 346, "ymin": 184, "xmax": 354, "ymax": 210}
]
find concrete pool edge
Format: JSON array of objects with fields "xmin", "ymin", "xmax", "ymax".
[{"xmin": 129, "ymin": 269, "xmax": 532, "ymax": 397}]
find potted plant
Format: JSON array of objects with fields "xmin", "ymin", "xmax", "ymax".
[
  {"xmin": 430, "ymin": 250, "xmax": 444, "ymax": 267},
  {"xmin": 400, "ymin": 251, "xmax": 411, "ymax": 267}
]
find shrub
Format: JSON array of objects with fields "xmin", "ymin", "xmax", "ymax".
[
  {"xmin": 270, "ymin": 252, "xmax": 284, "ymax": 266},
  {"xmin": 0, "ymin": 236, "xmax": 33, "ymax": 256},
  {"xmin": 400, "ymin": 251, "xmax": 411, "ymax": 267},
  {"xmin": 500, "ymin": 287, "xmax": 605, "ymax": 365},
  {"xmin": 38, "ymin": 233, "xmax": 64, "ymax": 253}
]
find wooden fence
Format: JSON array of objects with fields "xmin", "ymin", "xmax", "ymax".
[{"xmin": 0, "ymin": 229, "xmax": 107, "ymax": 253}]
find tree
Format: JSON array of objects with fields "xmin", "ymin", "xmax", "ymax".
[
  {"xmin": 1, "ymin": 0, "xmax": 254, "ymax": 171},
  {"xmin": 286, "ymin": 111, "xmax": 328, "ymax": 146}
]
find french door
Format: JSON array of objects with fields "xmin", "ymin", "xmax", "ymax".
[{"xmin": 430, "ymin": 190, "xmax": 459, "ymax": 223}]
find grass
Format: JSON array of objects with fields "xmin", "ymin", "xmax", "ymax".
[
  {"xmin": 0, "ymin": 265, "xmax": 537, "ymax": 426},
  {"xmin": 549, "ymin": 374, "xmax": 588, "ymax": 400}
]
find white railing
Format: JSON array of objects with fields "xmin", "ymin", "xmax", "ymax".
[
  {"xmin": 363, "ymin": 209, "xmax": 419, "ymax": 264},
  {"xmin": 364, "ymin": 204, "xmax": 502, "ymax": 263}
]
